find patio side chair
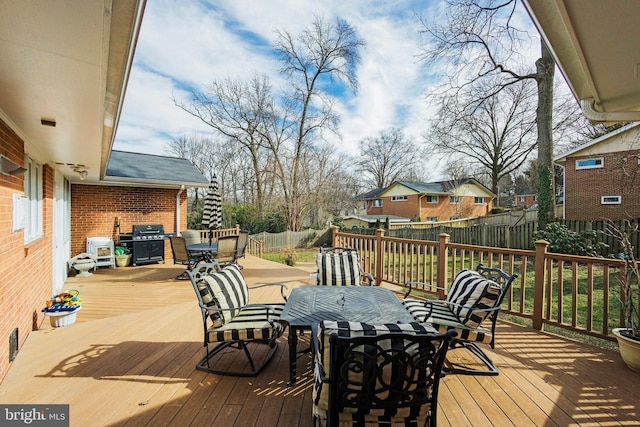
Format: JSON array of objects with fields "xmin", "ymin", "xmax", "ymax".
[
  {"xmin": 315, "ymin": 247, "xmax": 374, "ymax": 286},
  {"xmin": 233, "ymin": 230, "xmax": 249, "ymax": 269},
  {"xmin": 312, "ymin": 320, "xmax": 456, "ymax": 427},
  {"xmin": 402, "ymin": 264, "xmax": 517, "ymax": 376},
  {"xmin": 188, "ymin": 262, "xmax": 288, "ymax": 376},
  {"xmin": 215, "ymin": 235, "xmax": 238, "ymax": 267},
  {"xmin": 168, "ymin": 236, "xmax": 205, "ymax": 280}
]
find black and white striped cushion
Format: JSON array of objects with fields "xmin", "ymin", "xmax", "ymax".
[
  {"xmin": 201, "ymin": 264, "xmax": 249, "ymax": 326},
  {"xmin": 206, "ymin": 304, "xmax": 285, "ymax": 343},
  {"xmin": 316, "ymin": 251, "xmax": 362, "ymax": 286},
  {"xmin": 447, "ymin": 269, "xmax": 501, "ymax": 327},
  {"xmin": 313, "ymin": 321, "xmax": 439, "ymax": 426}
]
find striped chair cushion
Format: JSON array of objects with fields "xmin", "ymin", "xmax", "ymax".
[
  {"xmin": 447, "ymin": 269, "xmax": 501, "ymax": 328},
  {"xmin": 201, "ymin": 264, "xmax": 249, "ymax": 327},
  {"xmin": 313, "ymin": 321, "xmax": 438, "ymax": 426},
  {"xmin": 206, "ymin": 304, "xmax": 285, "ymax": 343},
  {"xmin": 316, "ymin": 251, "xmax": 362, "ymax": 286},
  {"xmin": 422, "ymin": 302, "xmax": 494, "ymax": 344}
]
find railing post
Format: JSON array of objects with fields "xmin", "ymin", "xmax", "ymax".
[
  {"xmin": 235, "ymin": 223, "xmax": 240, "ymax": 234},
  {"xmin": 437, "ymin": 233, "xmax": 450, "ymax": 298},
  {"xmin": 331, "ymin": 225, "xmax": 339, "ymax": 247},
  {"xmin": 533, "ymin": 239, "xmax": 549, "ymax": 331},
  {"xmin": 375, "ymin": 228, "xmax": 385, "ymax": 286}
]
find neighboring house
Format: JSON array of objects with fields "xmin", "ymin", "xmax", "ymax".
[
  {"xmin": 357, "ymin": 179, "xmax": 495, "ymax": 222},
  {"xmin": 554, "ymin": 123, "xmax": 640, "ymax": 221},
  {"xmin": 0, "ymin": 2, "xmax": 210, "ymax": 383},
  {"xmin": 514, "ymin": 190, "xmax": 537, "ymax": 209}
]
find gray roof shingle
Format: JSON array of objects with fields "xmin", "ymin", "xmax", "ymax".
[{"xmin": 105, "ymin": 150, "xmax": 209, "ymax": 187}]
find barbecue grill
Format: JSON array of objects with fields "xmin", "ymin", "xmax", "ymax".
[{"xmin": 118, "ymin": 224, "xmax": 167, "ymax": 266}]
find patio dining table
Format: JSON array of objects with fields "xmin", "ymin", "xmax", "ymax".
[
  {"xmin": 187, "ymin": 242, "xmax": 218, "ymax": 263},
  {"xmin": 279, "ymin": 286, "xmax": 417, "ymax": 385}
]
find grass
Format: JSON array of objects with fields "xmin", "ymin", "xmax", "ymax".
[{"xmin": 262, "ymin": 249, "xmax": 318, "ymax": 266}]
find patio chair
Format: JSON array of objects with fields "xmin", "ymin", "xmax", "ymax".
[
  {"xmin": 169, "ymin": 236, "xmax": 205, "ymax": 280},
  {"xmin": 312, "ymin": 320, "xmax": 456, "ymax": 427},
  {"xmin": 402, "ymin": 264, "xmax": 517, "ymax": 375},
  {"xmin": 181, "ymin": 230, "xmax": 202, "ymax": 246},
  {"xmin": 233, "ymin": 230, "xmax": 249, "ymax": 269},
  {"xmin": 215, "ymin": 235, "xmax": 238, "ymax": 267},
  {"xmin": 188, "ymin": 262, "xmax": 288, "ymax": 376},
  {"xmin": 315, "ymin": 247, "xmax": 374, "ymax": 286}
]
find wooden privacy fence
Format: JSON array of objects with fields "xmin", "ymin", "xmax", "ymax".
[
  {"xmin": 349, "ymin": 217, "xmax": 640, "ymax": 259},
  {"xmin": 330, "ymin": 226, "xmax": 639, "ymax": 342}
]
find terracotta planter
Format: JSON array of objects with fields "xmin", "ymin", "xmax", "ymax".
[{"xmin": 612, "ymin": 328, "xmax": 640, "ymax": 372}]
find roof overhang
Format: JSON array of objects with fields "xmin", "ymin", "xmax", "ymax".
[
  {"xmin": 0, "ymin": 0, "xmax": 146, "ymax": 183},
  {"xmin": 523, "ymin": 0, "xmax": 640, "ymax": 123}
]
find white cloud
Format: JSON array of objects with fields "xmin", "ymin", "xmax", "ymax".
[{"xmin": 114, "ymin": 0, "xmax": 442, "ymax": 168}]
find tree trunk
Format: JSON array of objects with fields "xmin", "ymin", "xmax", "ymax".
[{"xmin": 535, "ymin": 41, "xmax": 556, "ymax": 230}]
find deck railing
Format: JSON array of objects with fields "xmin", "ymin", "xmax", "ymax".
[
  {"xmin": 190, "ymin": 225, "xmax": 263, "ymax": 257},
  {"xmin": 331, "ymin": 226, "xmax": 638, "ymax": 342}
]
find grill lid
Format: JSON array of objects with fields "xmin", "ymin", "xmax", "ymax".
[{"xmin": 132, "ymin": 224, "xmax": 165, "ymax": 236}]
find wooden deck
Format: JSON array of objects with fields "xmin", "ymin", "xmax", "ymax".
[{"xmin": 1, "ymin": 256, "xmax": 639, "ymax": 426}]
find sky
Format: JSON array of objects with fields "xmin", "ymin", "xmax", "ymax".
[
  {"xmin": 112, "ymin": 0, "xmax": 445, "ymax": 158},
  {"xmin": 112, "ymin": 0, "xmax": 542, "ymax": 180}
]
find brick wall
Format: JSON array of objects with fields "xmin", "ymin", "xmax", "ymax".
[
  {"xmin": 565, "ymin": 150, "xmax": 640, "ymax": 220},
  {"xmin": 0, "ymin": 118, "xmax": 54, "ymax": 381},
  {"xmin": 368, "ymin": 194, "xmax": 491, "ymax": 221},
  {"xmin": 70, "ymin": 185, "xmax": 187, "ymax": 259}
]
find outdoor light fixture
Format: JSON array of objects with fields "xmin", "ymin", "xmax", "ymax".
[
  {"xmin": 0, "ymin": 154, "xmax": 27, "ymax": 176},
  {"xmin": 72, "ymin": 166, "xmax": 88, "ymax": 180}
]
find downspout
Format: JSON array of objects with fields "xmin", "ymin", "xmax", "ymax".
[
  {"xmin": 176, "ymin": 185, "xmax": 185, "ymax": 236},
  {"xmin": 581, "ymin": 98, "xmax": 640, "ymax": 123}
]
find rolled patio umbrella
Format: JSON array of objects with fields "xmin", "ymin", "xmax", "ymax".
[{"xmin": 202, "ymin": 175, "xmax": 222, "ymax": 244}]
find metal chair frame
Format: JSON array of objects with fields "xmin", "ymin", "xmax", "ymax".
[{"xmin": 404, "ymin": 264, "xmax": 517, "ymax": 376}]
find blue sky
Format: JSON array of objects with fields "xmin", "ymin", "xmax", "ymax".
[
  {"xmin": 113, "ymin": 0, "xmax": 446, "ymax": 157},
  {"xmin": 112, "ymin": 0, "xmax": 538, "ymax": 165}
]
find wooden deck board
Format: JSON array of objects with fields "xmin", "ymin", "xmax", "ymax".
[{"xmin": 1, "ymin": 256, "xmax": 639, "ymax": 426}]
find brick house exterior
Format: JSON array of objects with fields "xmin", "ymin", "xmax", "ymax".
[
  {"xmin": 1, "ymin": 115, "xmax": 205, "ymax": 382},
  {"xmin": 555, "ymin": 123, "xmax": 640, "ymax": 221},
  {"xmin": 0, "ymin": 120, "xmax": 54, "ymax": 380},
  {"xmin": 359, "ymin": 179, "xmax": 495, "ymax": 222},
  {"xmin": 514, "ymin": 192, "xmax": 537, "ymax": 209},
  {"xmin": 70, "ymin": 185, "xmax": 188, "ymax": 258}
]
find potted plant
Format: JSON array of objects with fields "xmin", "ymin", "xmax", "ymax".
[
  {"xmin": 606, "ymin": 221, "xmax": 640, "ymax": 372},
  {"xmin": 115, "ymin": 246, "xmax": 131, "ymax": 267}
]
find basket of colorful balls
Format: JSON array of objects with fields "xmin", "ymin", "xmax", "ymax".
[{"xmin": 42, "ymin": 290, "xmax": 82, "ymax": 327}]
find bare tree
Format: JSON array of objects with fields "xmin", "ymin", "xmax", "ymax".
[
  {"xmin": 166, "ymin": 134, "xmax": 214, "ymax": 209},
  {"xmin": 429, "ymin": 78, "xmax": 537, "ymax": 202},
  {"xmin": 356, "ymin": 128, "xmax": 422, "ymax": 189},
  {"xmin": 175, "ymin": 74, "xmax": 273, "ymax": 216},
  {"xmin": 417, "ymin": 0, "xmax": 559, "ymax": 228},
  {"xmin": 273, "ymin": 16, "xmax": 365, "ymax": 230}
]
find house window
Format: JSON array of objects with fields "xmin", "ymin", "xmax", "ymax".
[
  {"xmin": 474, "ymin": 197, "xmax": 484, "ymax": 204},
  {"xmin": 426, "ymin": 195, "xmax": 438, "ymax": 203},
  {"xmin": 372, "ymin": 199, "xmax": 382, "ymax": 207},
  {"xmin": 576, "ymin": 157, "xmax": 603, "ymax": 170},
  {"xmin": 601, "ymin": 195, "xmax": 621, "ymax": 205},
  {"xmin": 450, "ymin": 216, "xmax": 460, "ymax": 220},
  {"xmin": 24, "ymin": 155, "xmax": 43, "ymax": 242},
  {"xmin": 450, "ymin": 196, "xmax": 461, "ymax": 204},
  {"xmin": 426, "ymin": 216, "xmax": 439, "ymax": 222},
  {"xmin": 391, "ymin": 195, "xmax": 407, "ymax": 201},
  {"xmin": 519, "ymin": 196, "xmax": 525, "ymax": 202}
]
